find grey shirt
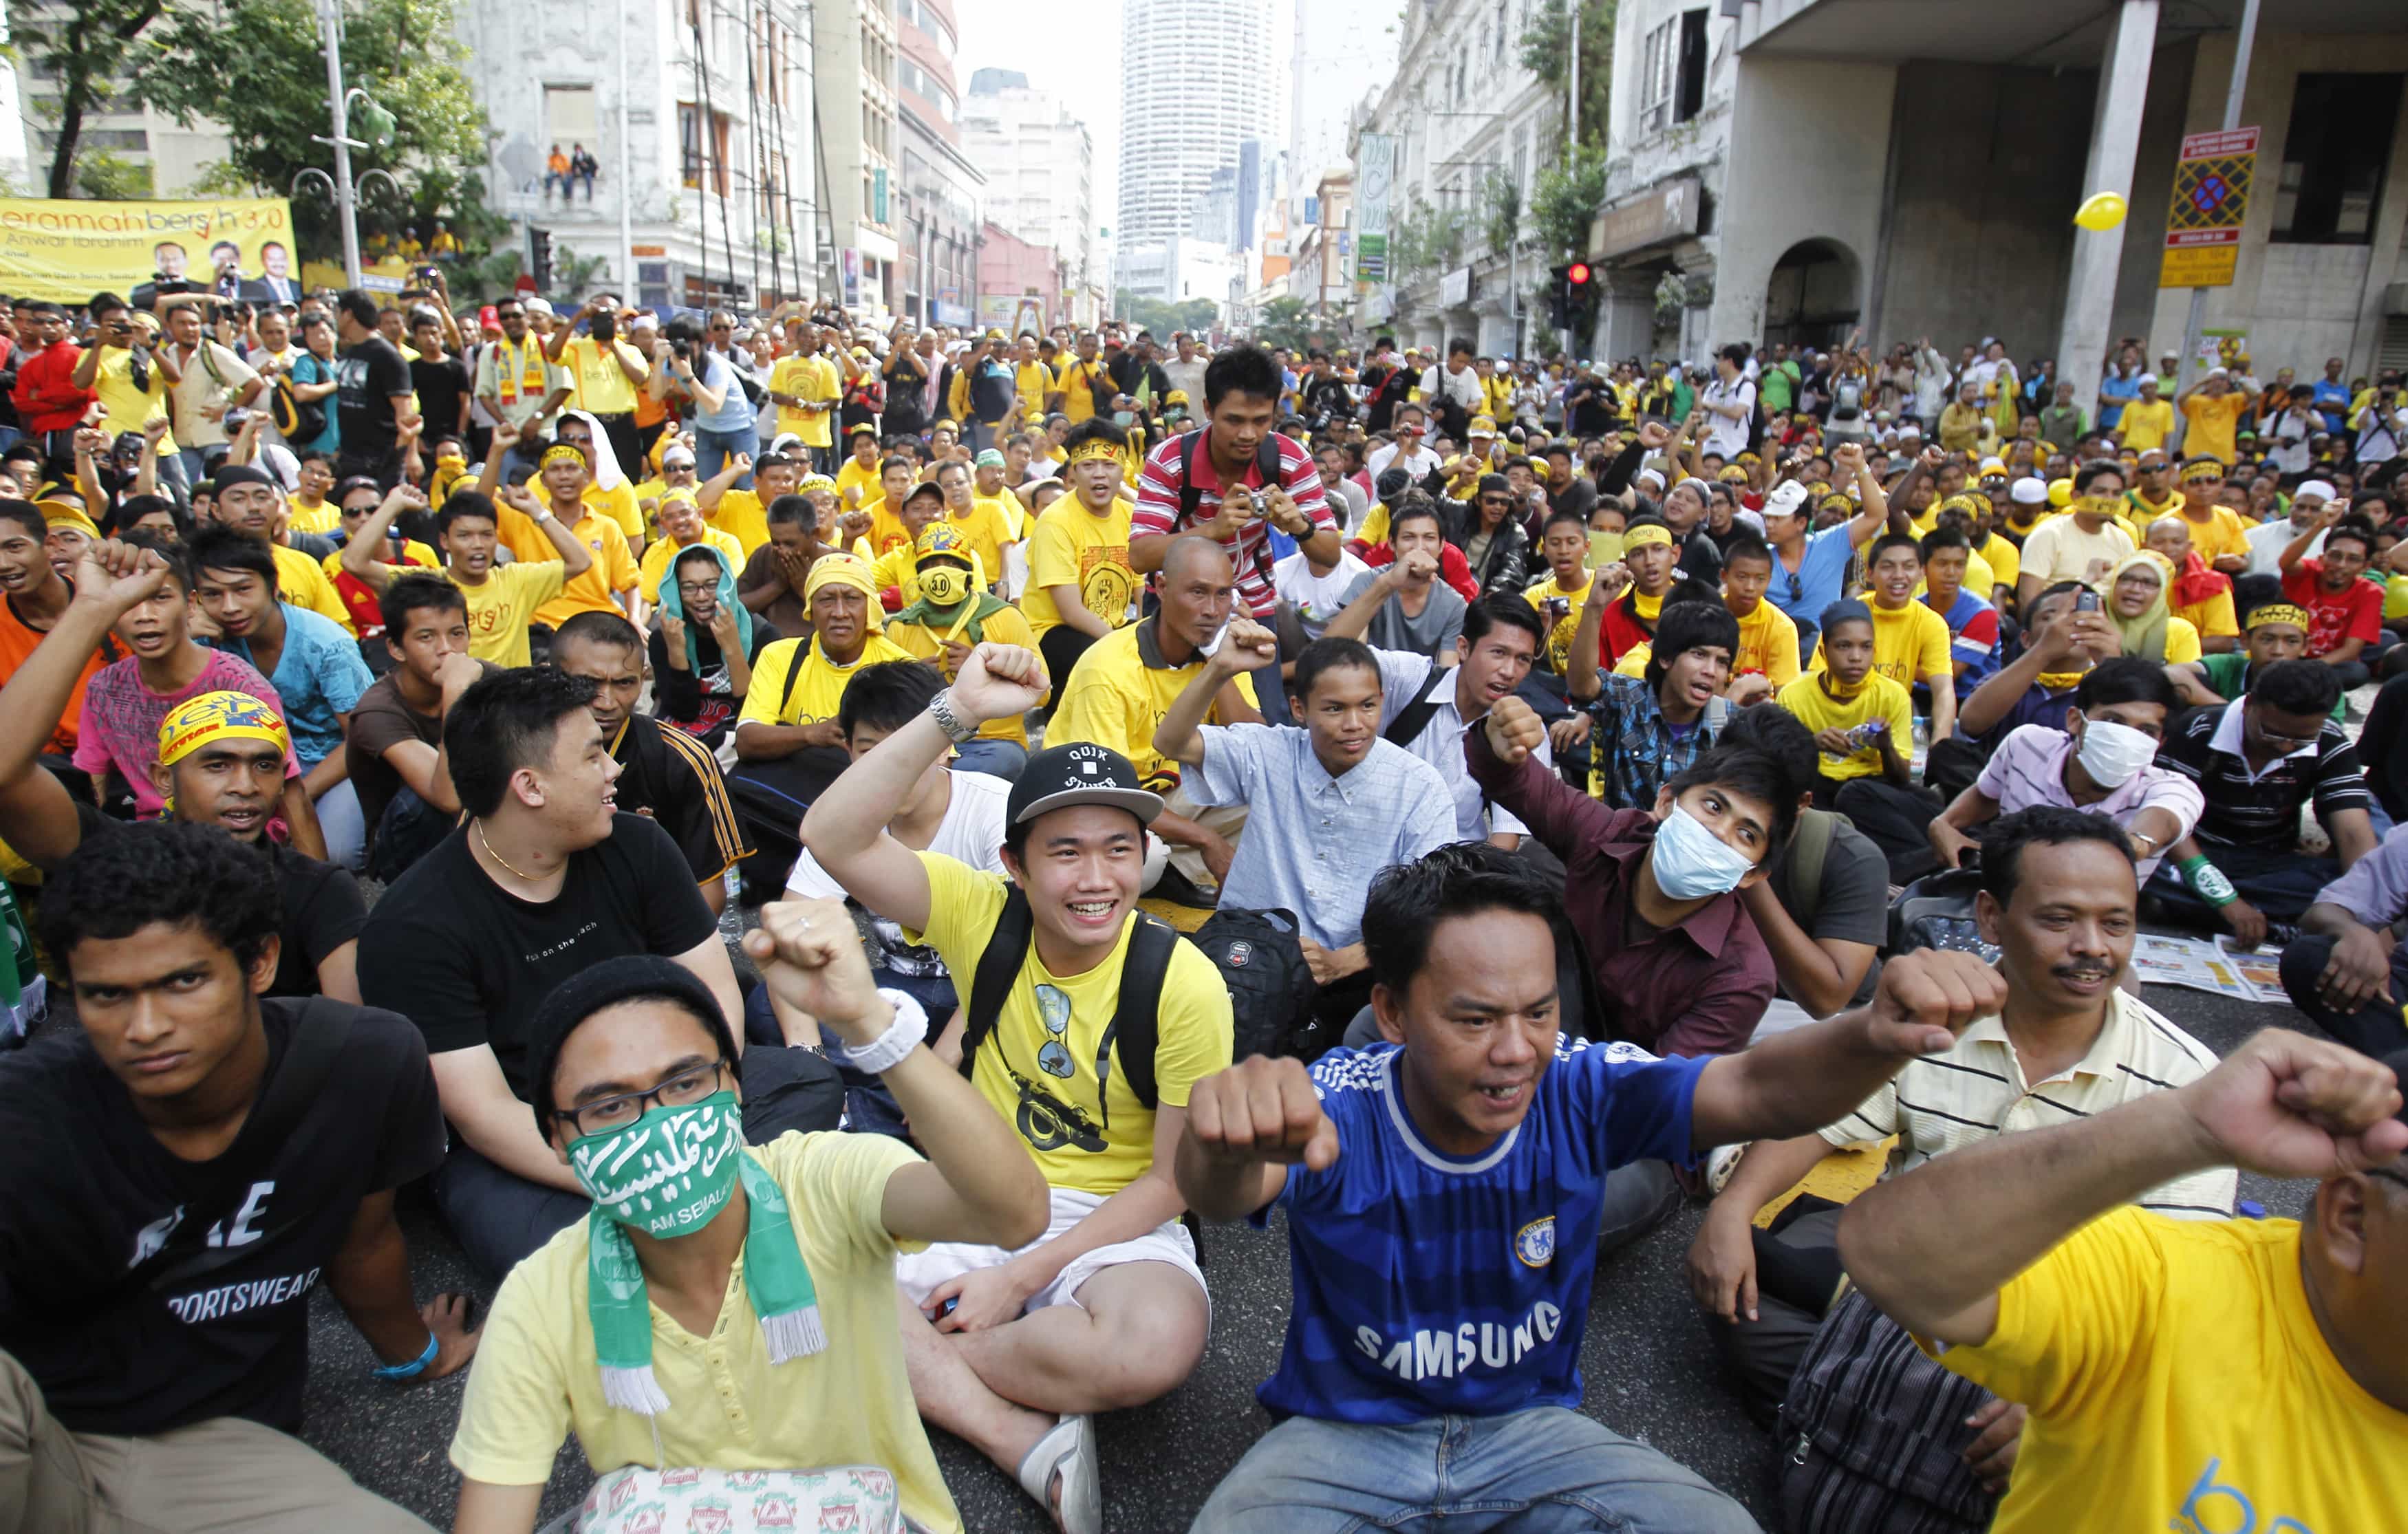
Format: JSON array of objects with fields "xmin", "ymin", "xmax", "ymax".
[{"xmin": 1337, "ymin": 570, "xmax": 1465, "ymax": 659}]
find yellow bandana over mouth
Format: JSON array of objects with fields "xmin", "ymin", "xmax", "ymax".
[{"xmin": 158, "ymin": 690, "xmax": 290, "ymax": 768}]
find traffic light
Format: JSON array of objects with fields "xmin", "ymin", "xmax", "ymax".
[
  {"xmin": 528, "ymin": 226, "xmax": 553, "ymax": 292},
  {"xmin": 1547, "ymin": 262, "xmax": 1597, "ymax": 333}
]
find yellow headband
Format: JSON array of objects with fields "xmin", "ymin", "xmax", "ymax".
[
  {"xmin": 158, "ymin": 690, "xmax": 290, "ymax": 768},
  {"xmin": 1622, "ymin": 524, "xmax": 1673, "ymax": 552},
  {"xmin": 1064, "ymin": 440, "xmax": 1121, "ymax": 468},
  {"xmin": 2246, "ymin": 603, "xmax": 2311, "ymax": 631},
  {"xmin": 540, "ymin": 443, "xmax": 587, "ymax": 472},
  {"xmin": 797, "ymin": 474, "xmax": 837, "ymax": 496},
  {"xmin": 2180, "ymin": 460, "xmax": 2224, "ymax": 484}
]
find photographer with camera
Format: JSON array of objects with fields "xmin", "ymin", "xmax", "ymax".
[
  {"xmin": 162, "ymin": 296, "xmax": 263, "ymax": 490},
  {"xmin": 649, "ymin": 316, "xmax": 757, "ymax": 486},
  {"xmin": 74, "ymin": 293, "xmax": 189, "ymax": 505},
  {"xmin": 544, "ymin": 294, "xmax": 649, "ymax": 480}
]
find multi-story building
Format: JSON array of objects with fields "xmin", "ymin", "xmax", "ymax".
[
  {"xmin": 1116, "ymin": 0, "xmax": 1278, "ymax": 303},
  {"xmin": 456, "ymin": 0, "xmax": 818, "ymax": 312},
  {"xmin": 1346, "ymin": 0, "xmax": 1563, "ymax": 358},
  {"xmin": 1288, "ymin": 0, "xmax": 1396, "ymax": 226},
  {"xmin": 890, "ymin": 0, "xmax": 983, "ymax": 330},
  {"xmin": 9, "ymin": 0, "xmax": 231, "ymax": 199},
  {"xmin": 961, "ymin": 68, "xmax": 1101, "ymax": 327},
  {"xmin": 1601, "ymin": 0, "xmax": 2408, "ymax": 387},
  {"xmin": 814, "ymin": 0, "xmax": 903, "ymax": 321}
]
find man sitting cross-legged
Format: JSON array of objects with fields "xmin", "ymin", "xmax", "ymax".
[
  {"xmin": 1177, "ymin": 840, "xmax": 2012, "ymax": 1533},
  {"xmin": 446, "ymin": 916, "xmax": 1051, "ymax": 1534},
  {"xmin": 802, "ymin": 642, "xmax": 1232, "ymax": 1534},
  {"xmin": 356, "ymin": 666, "xmax": 841, "ymax": 1281},
  {"xmin": 0, "ymin": 821, "xmax": 473, "ymax": 1533}
]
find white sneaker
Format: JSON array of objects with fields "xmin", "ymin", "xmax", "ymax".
[
  {"xmin": 1704, "ymin": 1142, "xmax": 1747, "ymax": 1196},
  {"xmin": 1016, "ymin": 1412, "xmax": 1100, "ymax": 1534}
]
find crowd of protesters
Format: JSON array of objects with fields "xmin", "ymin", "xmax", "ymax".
[{"xmin": 0, "ymin": 278, "xmax": 2403, "ymax": 1534}]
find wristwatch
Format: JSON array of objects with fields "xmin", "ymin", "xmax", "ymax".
[{"xmin": 927, "ymin": 689, "xmax": 978, "ymax": 745}]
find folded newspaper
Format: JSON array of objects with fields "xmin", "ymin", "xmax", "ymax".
[{"xmin": 2129, "ymin": 933, "xmax": 2286, "ymax": 1004}]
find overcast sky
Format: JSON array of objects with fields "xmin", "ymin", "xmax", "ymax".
[{"xmin": 952, "ymin": 3, "xmax": 1126, "ymax": 244}]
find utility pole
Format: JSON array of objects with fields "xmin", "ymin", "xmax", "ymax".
[
  {"xmin": 313, "ymin": 0, "xmax": 363, "ymax": 287},
  {"xmin": 2174, "ymin": 0, "xmax": 2259, "ymax": 398},
  {"xmin": 1567, "ymin": 3, "xmax": 1581, "ymax": 147},
  {"xmin": 618, "ymin": 0, "xmax": 634, "ymax": 298}
]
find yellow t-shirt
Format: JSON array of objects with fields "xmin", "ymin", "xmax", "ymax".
[
  {"xmin": 773, "ymin": 352, "xmax": 841, "ymax": 447},
  {"xmin": 974, "ymin": 490, "xmax": 1025, "ymax": 542},
  {"xmin": 1812, "ymin": 599, "xmax": 1950, "ymax": 687},
  {"xmin": 454, "ymin": 561, "xmax": 568, "ymax": 667},
  {"xmin": 92, "ymin": 347, "xmax": 173, "ymax": 449},
  {"xmin": 1973, "ymin": 532, "xmax": 2021, "ymax": 597},
  {"xmin": 1048, "ymin": 618, "xmax": 1259, "ymax": 794},
  {"xmin": 706, "ymin": 489, "xmax": 773, "ymax": 558},
  {"xmin": 638, "ymin": 527, "xmax": 746, "ymax": 594},
  {"xmin": 1055, "ymin": 358, "xmax": 1115, "ymax": 424},
  {"xmin": 285, "ymin": 497, "xmax": 343, "ymax": 537},
  {"xmin": 854, "ymin": 497, "xmax": 917, "ymax": 562},
  {"xmin": 834, "ymin": 455, "xmax": 883, "ymax": 508},
  {"xmin": 582, "ymin": 479, "xmax": 645, "ymax": 545},
  {"xmin": 2174, "ymin": 585, "xmax": 2239, "ymax": 640},
  {"xmin": 1014, "ymin": 360, "xmax": 1052, "ymax": 420},
  {"xmin": 2019, "ymin": 516, "xmax": 2136, "ymax": 590},
  {"xmin": 1930, "ymin": 1209, "xmax": 2408, "ymax": 1534},
  {"xmin": 861, "ymin": 541, "xmax": 920, "ymax": 608},
  {"xmin": 906, "ymin": 852, "xmax": 1234, "ymax": 1196},
  {"xmin": 1777, "ymin": 671, "xmax": 1911, "ymax": 782},
  {"xmin": 738, "ymin": 634, "xmax": 914, "ymax": 729},
  {"xmin": 447, "ymin": 1132, "xmax": 963, "ymax": 1534},
  {"xmin": 2175, "ymin": 504, "xmax": 2252, "ymax": 568},
  {"xmin": 2118, "ymin": 397, "xmax": 2175, "ymax": 451},
  {"xmin": 2180, "ymin": 391, "xmax": 2248, "ymax": 464},
  {"xmin": 557, "ymin": 335, "xmax": 645, "ymax": 417},
  {"xmin": 1522, "ymin": 572, "xmax": 1592, "ymax": 676},
  {"xmin": 935, "ymin": 501, "xmax": 1016, "ymax": 592},
  {"xmin": 533, "ymin": 513, "xmax": 639, "ymax": 627},
  {"xmin": 1023, "ymin": 499, "xmax": 1137, "ymax": 640},
  {"xmin": 2162, "ymin": 614, "xmax": 2203, "ymax": 665},
  {"xmin": 270, "ymin": 542, "xmax": 358, "ymax": 635},
  {"xmin": 1354, "ymin": 501, "xmax": 1392, "ymax": 548},
  {"xmin": 1730, "ymin": 598, "xmax": 1801, "ymax": 684},
  {"xmin": 886, "ymin": 601, "xmax": 1040, "ymax": 746}
]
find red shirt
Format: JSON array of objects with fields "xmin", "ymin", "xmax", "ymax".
[
  {"xmin": 1357, "ymin": 539, "xmax": 1481, "ymax": 604},
  {"xmin": 10, "ymin": 341, "xmax": 95, "ymax": 434},
  {"xmin": 2280, "ymin": 560, "xmax": 2383, "ymax": 657},
  {"xmin": 1466, "ymin": 727, "xmax": 1775, "ymax": 1057},
  {"xmin": 1132, "ymin": 430, "xmax": 1335, "ymax": 616}
]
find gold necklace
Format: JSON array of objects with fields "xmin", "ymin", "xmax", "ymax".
[{"xmin": 473, "ymin": 818, "xmax": 545, "ymax": 883}]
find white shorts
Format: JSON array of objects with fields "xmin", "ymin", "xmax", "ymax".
[{"xmin": 894, "ymin": 1185, "xmax": 1208, "ymax": 1320}]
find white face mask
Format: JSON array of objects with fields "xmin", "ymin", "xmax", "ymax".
[
  {"xmin": 2075, "ymin": 717, "xmax": 2158, "ymax": 788},
  {"xmin": 1650, "ymin": 804, "xmax": 1758, "ymax": 901}
]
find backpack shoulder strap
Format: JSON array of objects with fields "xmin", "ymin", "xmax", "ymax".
[
  {"xmin": 1099, "ymin": 913, "xmax": 1180, "ymax": 1112},
  {"xmin": 1384, "ymin": 662, "xmax": 1452, "ymax": 746},
  {"xmin": 958, "ymin": 885, "xmax": 1035, "ymax": 1083},
  {"xmin": 1783, "ymin": 808, "xmax": 1838, "ymax": 920},
  {"xmin": 771, "ymin": 638, "xmax": 810, "ymax": 719},
  {"xmin": 1176, "ymin": 426, "xmax": 1205, "ymax": 524}
]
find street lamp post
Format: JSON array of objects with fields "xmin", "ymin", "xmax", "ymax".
[{"xmin": 314, "ymin": 0, "xmax": 363, "ymax": 287}]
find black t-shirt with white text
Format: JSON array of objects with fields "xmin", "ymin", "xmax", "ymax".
[
  {"xmin": 355, "ymin": 813, "xmax": 719, "ymax": 1099},
  {"xmin": 0, "ymin": 1000, "xmax": 442, "ymax": 1436},
  {"xmin": 336, "ymin": 334, "xmax": 412, "ymax": 457}
]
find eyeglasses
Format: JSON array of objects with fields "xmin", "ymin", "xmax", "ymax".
[
  {"xmin": 1034, "ymin": 984, "xmax": 1075, "ymax": 1079},
  {"xmin": 675, "ymin": 580, "xmax": 719, "ymax": 597},
  {"xmin": 557, "ymin": 1059, "xmax": 728, "ymax": 1138}
]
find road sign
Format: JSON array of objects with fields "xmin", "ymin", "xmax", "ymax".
[{"xmin": 2158, "ymin": 125, "xmax": 2257, "ymax": 289}]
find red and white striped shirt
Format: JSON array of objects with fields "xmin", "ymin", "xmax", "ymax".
[{"xmin": 1132, "ymin": 430, "xmax": 1335, "ymax": 616}]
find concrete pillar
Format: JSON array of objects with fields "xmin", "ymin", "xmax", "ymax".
[{"xmin": 2055, "ymin": 0, "xmax": 2159, "ymax": 410}]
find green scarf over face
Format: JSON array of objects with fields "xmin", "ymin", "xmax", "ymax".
[{"xmin": 571, "ymin": 1093, "xmax": 825, "ymax": 1416}]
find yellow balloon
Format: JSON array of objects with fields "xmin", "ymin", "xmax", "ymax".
[{"xmin": 2074, "ymin": 191, "xmax": 2128, "ymax": 231}]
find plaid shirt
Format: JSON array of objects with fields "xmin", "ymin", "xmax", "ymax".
[{"xmin": 1584, "ymin": 671, "xmax": 1728, "ymax": 811}]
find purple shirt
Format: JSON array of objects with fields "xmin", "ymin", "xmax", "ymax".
[
  {"xmin": 74, "ymin": 649, "xmax": 300, "ymax": 817},
  {"xmin": 1972, "ymin": 725, "xmax": 2203, "ymax": 883},
  {"xmin": 1467, "ymin": 726, "xmax": 1774, "ymax": 1057},
  {"xmin": 2314, "ymin": 823, "xmax": 2408, "ymax": 927}
]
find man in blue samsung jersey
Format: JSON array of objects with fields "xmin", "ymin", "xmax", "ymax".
[{"xmin": 1176, "ymin": 751, "xmax": 2008, "ymax": 1531}]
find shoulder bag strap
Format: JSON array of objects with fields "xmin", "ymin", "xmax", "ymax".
[
  {"xmin": 1384, "ymin": 663, "xmax": 1452, "ymax": 747},
  {"xmin": 958, "ymin": 885, "xmax": 1033, "ymax": 1083},
  {"xmin": 1096, "ymin": 914, "xmax": 1179, "ymax": 1113}
]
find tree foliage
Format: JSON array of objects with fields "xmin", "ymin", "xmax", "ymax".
[
  {"xmin": 1114, "ymin": 290, "xmax": 1220, "ymax": 338},
  {"xmin": 76, "ymin": 150, "xmax": 156, "ymax": 200},
  {"xmin": 1517, "ymin": 0, "xmax": 1618, "ymax": 149},
  {"xmin": 1529, "ymin": 145, "xmax": 1611, "ymax": 259},
  {"xmin": 130, "ymin": 0, "xmax": 506, "ymax": 263},
  {"xmin": 1251, "ymin": 296, "xmax": 1344, "ymax": 353},
  {"xmin": 1388, "ymin": 197, "xmax": 1473, "ymax": 283},
  {"xmin": 1483, "ymin": 170, "xmax": 1522, "ymax": 259},
  {"xmin": 17, "ymin": 0, "xmax": 166, "ymax": 199}
]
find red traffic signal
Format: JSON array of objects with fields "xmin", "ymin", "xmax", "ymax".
[{"xmin": 1566, "ymin": 263, "xmax": 1592, "ymax": 285}]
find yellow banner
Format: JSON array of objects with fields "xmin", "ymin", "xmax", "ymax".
[{"xmin": 0, "ymin": 197, "xmax": 299, "ymax": 303}]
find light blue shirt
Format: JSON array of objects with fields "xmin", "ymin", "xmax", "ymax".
[
  {"xmin": 695, "ymin": 351, "xmax": 755, "ymax": 433},
  {"xmin": 1768, "ymin": 523, "xmax": 1857, "ymax": 630},
  {"xmin": 216, "ymin": 603, "xmax": 372, "ymax": 767},
  {"xmin": 1186, "ymin": 722, "xmax": 1456, "ymax": 949}
]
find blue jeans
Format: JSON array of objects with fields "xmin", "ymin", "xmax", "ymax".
[
  {"xmin": 312, "ymin": 775, "xmax": 365, "ymax": 871},
  {"xmin": 949, "ymin": 737, "xmax": 1027, "ymax": 781},
  {"xmin": 696, "ymin": 423, "xmax": 759, "ymax": 488},
  {"xmin": 1191, "ymin": 1407, "xmax": 1761, "ymax": 1533}
]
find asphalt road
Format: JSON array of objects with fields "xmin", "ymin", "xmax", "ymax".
[{"xmin": 298, "ymin": 974, "xmax": 2323, "ymax": 1534}]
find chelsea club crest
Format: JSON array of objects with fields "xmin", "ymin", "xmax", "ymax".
[{"xmin": 1514, "ymin": 1216, "xmax": 1556, "ymax": 1268}]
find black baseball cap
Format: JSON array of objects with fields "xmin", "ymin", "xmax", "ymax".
[{"xmin": 1005, "ymin": 742, "xmax": 1163, "ymax": 830}]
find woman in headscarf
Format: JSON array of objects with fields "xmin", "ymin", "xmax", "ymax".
[
  {"xmin": 652, "ymin": 537, "xmax": 776, "ymax": 748},
  {"xmin": 2105, "ymin": 550, "xmax": 2204, "ymax": 665}
]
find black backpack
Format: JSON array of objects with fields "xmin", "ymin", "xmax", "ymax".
[
  {"xmin": 271, "ymin": 358, "xmax": 327, "ymax": 444},
  {"xmin": 960, "ymin": 889, "xmax": 1326, "ymax": 1103}
]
